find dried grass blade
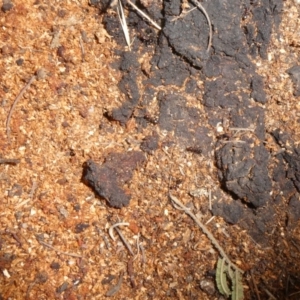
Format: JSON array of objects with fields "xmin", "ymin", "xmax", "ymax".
[
  {"xmin": 108, "ymin": 222, "xmax": 129, "ymax": 241},
  {"xmin": 117, "ymin": 0, "xmax": 131, "ymax": 51},
  {"xmin": 127, "ymin": 0, "xmax": 161, "ymax": 30},
  {"xmin": 190, "ymin": 0, "xmax": 213, "ymax": 52}
]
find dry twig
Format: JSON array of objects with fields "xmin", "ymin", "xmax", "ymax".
[
  {"xmin": 115, "ymin": 226, "xmax": 134, "ymax": 256},
  {"xmin": 169, "ymin": 192, "xmax": 244, "ymax": 274},
  {"xmin": 229, "ymin": 127, "xmax": 255, "ymax": 132},
  {"xmin": 205, "ymin": 216, "xmax": 215, "ymax": 225},
  {"xmin": 208, "ymin": 189, "xmax": 212, "ymax": 210},
  {"xmin": 109, "ymin": 222, "xmax": 134, "ymax": 255},
  {"xmin": 127, "ymin": 256, "xmax": 136, "ymax": 287},
  {"xmin": 29, "ymin": 180, "xmax": 38, "ymax": 199},
  {"xmin": 221, "ymin": 140, "xmax": 247, "ymax": 144},
  {"xmin": 6, "ymin": 68, "xmax": 47, "ymax": 142},
  {"xmin": 79, "ymin": 36, "xmax": 85, "ymax": 61},
  {"xmin": 139, "ymin": 242, "xmax": 146, "ymax": 265},
  {"xmin": 264, "ymin": 288, "xmax": 277, "ymax": 299},
  {"xmin": 106, "ymin": 271, "xmax": 124, "ymax": 297},
  {"xmin": 0, "ymin": 158, "xmax": 20, "ymax": 164},
  {"xmin": 289, "ymin": 291, "xmax": 300, "ymax": 297},
  {"xmin": 250, "ymin": 269, "xmax": 261, "ymax": 300},
  {"xmin": 6, "ymin": 75, "xmax": 36, "ymax": 141},
  {"xmin": 38, "ymin": 239, "xmax": 83, "ymax": 258}
]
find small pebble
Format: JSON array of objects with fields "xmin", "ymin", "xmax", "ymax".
[
  {"xmin": 75, "ymin": 223, "xmax": 89, "ymax": 233},
  {"xmin": 57, "ymin": 9, "xmax": 66, "ymax": 18},
  {"xmin": 1, "ymin": 0, "xmax": 13, "ymax": 13},
  {"xmin": 50, "ymin": 261, "xmax": 60, "ymax": 270},
  {"xmin": 56, "ymin": 282, "xmax": 68, "ymax": 293},
  {"xmin": 185, "ymin": 274, "xmax": 193, "ymax": 283},
  {"xmin": 199, "ymin": 278, "xmax": 216, "ymax": 295},
  {"xmin": 16, "ymin": 58, "xmax": 24, "ymax": 66},
  {"xmin": 36, "ymin": 68, "xmax": 47, "ymax": 80}
]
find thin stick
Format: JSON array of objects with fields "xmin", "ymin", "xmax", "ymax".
[
  {"xmin": 127, "ymin": 0, "xmax": 161, "ymax": 30},
  {"xmin": 0, "ymin": 158, "xmax": 20, "ymax": 164},
  {"xmin": 29, "ymin": 180, "xmax": 38, "ymax": 199},
  {"xmin": 205, "ymin": 216, "xmax": 215, "ymax": 225},
  {"xmin": 38, "ymin": 240, "xmax": 83, "ymax": 258},
  {"xmin": 264, "ymin": 288, "xmax": 277, "ymax": 300},
  {"xmin": 208, "ymin": 189, "xmax": 212, "ymax": 210},
  {"xmin": 79, "ymin": 36, "xmax": 85, "ymax": 61},
  {"xmin": 220, "ymin": 140, "xmax": 247, "ymax": 144},
  {"xmin": 289, "ymin": 291, "xmax": 300, "ymax": 297},
  {"xmin": 6, "ymin": 75, "xmax": 36, "ymax": 141},
  {"xmin": 250, "ymin": 269, "xmax": 261, "ymax": 300},
  {"xmin": 189, "ymin": 0, "xmax": 213, "ymax": 52},
  {"xmin": 105, "ymin": 271, "xmax": 124, "ymax": 297},
  {"xmin": 136, "ymin": 233, "xmax": 140, "ymax": 257},
  {"xmin": 169, "ymin": 193, "xmax": 244, "ymax": 274},
  {"xmin": 139, "ymin": 243, "xmax": 146, "ymax": 265},
  {"xmin": 229, "ymin": 127, "xmax": 255, "ymax": 132},
  {"xmin": 114, "ymin": 226, "xmax": 134, "ymax": 256}
]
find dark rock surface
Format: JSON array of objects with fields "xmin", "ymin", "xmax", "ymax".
[
  {"xmin": 140, "ymin": 132, "xmax": 159, "ymax": 154},
  {"xmin": 287, "ymin": 65, "xmax": 300, "ymax": 96},
  {"xmin": 216, "ymin": 142, "xmax": 272, "ymax": 208},
  {"xmin": 99, "ymin": 0, "xmax": 298, "ymax": 251},
  {"xmin": 83, "ymin": 151, "xmax": 145, "ymax": 208}
]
